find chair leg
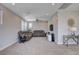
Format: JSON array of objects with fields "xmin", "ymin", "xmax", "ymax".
[{"xmin": 63, "ymin": 36, "xmax": 65, "ymax": 45}]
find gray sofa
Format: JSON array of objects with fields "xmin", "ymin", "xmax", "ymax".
[
  {"xmin": 32, "ymin": 30, "xmax": 46, "ymax": 37},
  {"xmin": 18, "ymin": 31, "xmax": 32, "ymax": 43}
]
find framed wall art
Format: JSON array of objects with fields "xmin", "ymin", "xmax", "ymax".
[{"xmin": 0, "ymin": 9, "xmax": 3, "ymax": 25}]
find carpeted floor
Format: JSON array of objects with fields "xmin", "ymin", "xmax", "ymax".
[{"xmin": 0, "ymin": 37, "xmax": 79, "ymax": 55}]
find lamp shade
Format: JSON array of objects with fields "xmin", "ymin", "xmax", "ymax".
[{"xmin": 70, "ymin": 27, "xmax": 77, "ymax": 32}]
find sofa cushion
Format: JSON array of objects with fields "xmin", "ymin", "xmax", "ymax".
[{"xmin": 33, "ymin": 30, "xmax": 46, "ymax": 37}]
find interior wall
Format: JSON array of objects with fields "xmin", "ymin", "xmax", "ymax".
[
  {"xmin": 48, "ymin": 14, "xmax": 58, "ymax": 43},
  {"xmin": 52, "ymin": 15, "xmax": 58, "ymax": 43},
  {"xmin": 58, "ymin": 11, "xmax": 79, "ymax": 44},
  {"xmin": 32, "ymin": 21, "xmax": 48, "ymax": 32},
  {"xmin": 0, "ymin": 4, "xmax": 21, "ymax": 50}
]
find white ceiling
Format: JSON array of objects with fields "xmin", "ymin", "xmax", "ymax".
[
  {"xmin": 2, "ymin": 3, "xmax": 79, "ymax": 21},
  {"xmin": 2, "ymin": 3, "xmax": 63, "ymax": 21},
  {"xmin": 66, "ymin": 3, "xmax": 79, "ymax": 11}
]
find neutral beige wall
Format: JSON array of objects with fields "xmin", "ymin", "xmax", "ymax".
[
  {"xmin": 0, "ymin": 4, "xmax": 21, "ymax": 50},
  {"xmin": 58, "ymin": 11, "xmax": 79, "ymax": 44},
  {"xmin": 32, "ymin": 21, "xmax": 48, "ymax": 32},
  {"xmin": 52, "ymin": 15, "xmax": 58, "ymax": 43}
]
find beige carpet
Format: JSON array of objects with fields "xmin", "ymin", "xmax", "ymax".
[{"xmin": 0, "ymin": 37, "xmax": 79, "ymax": 55}]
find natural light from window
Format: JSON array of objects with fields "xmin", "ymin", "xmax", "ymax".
[
  {"xmin": 29, "ymin": 23, "xmax": 32, "ymax": 29},
  {"xmin": 21, "ymin": 20, "xmax": 33, "ymax": 31}
]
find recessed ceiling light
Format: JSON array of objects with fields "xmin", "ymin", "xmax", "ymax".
[{"xmin": 12, "ymin": 3, "xmax": 15, "ymax": 6}]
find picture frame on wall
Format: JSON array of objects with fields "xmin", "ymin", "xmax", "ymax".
[{"xmin": 0, "ymin": 9, "xmax": 3, "ymax": 25}]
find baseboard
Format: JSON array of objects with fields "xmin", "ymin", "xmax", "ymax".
[{"xmin": 0, "ymin": 40, "xmax": 17, "ymax": 51}]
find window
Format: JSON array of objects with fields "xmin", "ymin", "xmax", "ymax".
[
  {"xmin": 21, "ymin": 20, "xmax": 32, "ymax": 31},
  {"xmin": 25, "ymin": 22, "xmax": 27, "ymax": 30},
  {"xmin": 28, "ymin": 23, "xmax": 32, "ymax": 29},
  {"xmin": 21, "ymin": 20, "xmax": 27, "ymax": 31}
]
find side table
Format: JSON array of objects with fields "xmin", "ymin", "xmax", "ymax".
[{"xmin": 63, "ymin": 35, "xmax": 79, "ymax": 46}]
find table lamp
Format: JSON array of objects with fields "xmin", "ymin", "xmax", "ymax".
[{"xmin": 69, "ymin": 27, "xmax": 77, "ymax": 35}]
